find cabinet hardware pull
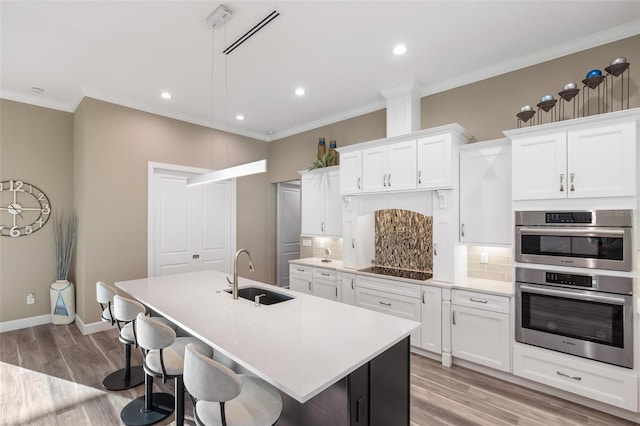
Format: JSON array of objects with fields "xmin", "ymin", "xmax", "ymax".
[
  {"xmin": 434, "ymin": 242, "xmax": 438, "ymax": 256},
  {"xmin": 321, "ymin": 222, "xmax": 325, "ymax": 232},
  {"xmin": 383, "ymin": 174, "xmax": 387, "ymax": 187},
  {"xmin": 352, "ymin": 238, "xmax": 355, "ymax": 249},
  {"xmin": 388, "ymin": 174, "xmax": 391, "ymax": 186},
  {"xmin": 309, "ymin": 281, "xmax": 312, "ymax": 291},
  {"xmin": 570, "ymin": 172, "xmax": 575, "ymax": 191},
  {"xmin": 351, "ymin": 278, "xmax": 354, "ymax": 290},
  {"xmin": 461, "ymin": 224, "xmax": 465, "ymax": 237},
  {"xmin": 321, "ymin": 272, "xmax": 330, "ymax": 276},
  {"xmin": 452, "ymin": 310, "xmax": 456, "ymax": 325},
  {"xmin": 418, "ymin": 170, "xmax": 422, "ymax": 185},
  {"xmin": 557, "ymin": 371, "xmax": 582, "ymax": 381},
  {"xmin": 560, "ymin": 174, "xmax": 565, "ymax": 192},
  {"xmin": 422, "ymin": 291, "xmax": 425, "ymax": 304},
  {"xmin": 379, "ymin": 301, "xmax": 392, "ymax": 306},
  {"xmin": 335, "ymin": 287, "xmax": 338, "ymax": 298},
  {"xmin": 357, "ymin": 177, "xmax": 361, "ymax": 190},
  {"xmin": 470, "ymin": 298, "xmax": 488, "ymax": 304},
  {"xmin": 192, "ymin": 254, "xmax": 200, "ymax": 259},
  {"xmin": 297, "ymin": 268, "xmax": 305, "ymax": 272}
]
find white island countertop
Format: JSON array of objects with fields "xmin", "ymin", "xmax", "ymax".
[{"xmin": 116, "ymin": 269, "xmax": 419, "ymax": 404}]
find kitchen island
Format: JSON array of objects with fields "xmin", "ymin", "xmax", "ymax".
[{"xmin": 116, "ymin": 269, "xmax": 420, "ymax": 426}]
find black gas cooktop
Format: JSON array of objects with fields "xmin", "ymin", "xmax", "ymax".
[{"xmin": 358, "ymin": 266, "xmax": 432, "ymax": 281}]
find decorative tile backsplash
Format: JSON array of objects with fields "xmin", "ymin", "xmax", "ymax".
[
  {"xmin": 467, "ymin": 245, "xmax": 513, "ymax": 282},
  {"xmin": 374, "ymin": 209, "xmax": 433, "ymax": 271}
]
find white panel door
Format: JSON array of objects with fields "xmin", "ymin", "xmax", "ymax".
[
  {"xmin": 417, "ymin": 133, "xmax": 452, "ymax": 189},
  {"xmin": 154, "ymin": 174, "xmax": 190, "ymax": 276},
  {"xmin": 300, "ymin": 172, "xmax": 324, "ymax": 235},
  {"xmin": 323, "ymin": 169, "xmax": 342, "ymax": 236},
  {"xmin": 340, "ymin": 150, "xmax": 362, "ymax": 194},
  {"xmin": 567, "ymin": 122, "xmax": 636, "ymax": 198},
  {"xmin": 361, "ymin": 146, "xmax": 386, "ymax": 193},
  {"xmin": 511, "ymin": 132, "xmax": 566, "ymax": 200},
  {"xmin": 151, "ymin": 166, "xmax": 233, "ymax": 277},
  {"xmin": 386, "ymin": 140, "xmax": 417, "ymax": 191},
  {"xmin": 277, "ymin": 182, "xmax": 301, "ymax": 287}
]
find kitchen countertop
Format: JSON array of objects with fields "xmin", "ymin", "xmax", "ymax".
[
  {"xmin": 116, "ymin": 269, "xmax": 420, "ymax": 403},
  {"xmin": 290, "ymin": 257, "xmax": 513, "ymax": 296}
]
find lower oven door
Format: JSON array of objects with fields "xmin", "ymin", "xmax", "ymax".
[{"xmin": 515, "ymin": 283, "xmax": 634, "ymax": 368}]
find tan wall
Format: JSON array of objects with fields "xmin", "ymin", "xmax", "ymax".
[
  {"xmin": 268, "ymin": 110, "xmax": 386, "ymax": 183},
  {"xmin": 0, "ymin": 100, "xmax": 73, "ymax": 322},
  {"xmin": 73, "ymin": 98, "xmax": 272, "ymax": 325},
  {"xmin": 421, "ymin": 35, "xmax": 640, "ymax": 141}
]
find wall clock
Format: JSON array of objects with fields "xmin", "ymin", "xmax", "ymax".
[{"xmin": 0, "ymin": 180, "xmax": 51, "ymax": 237}]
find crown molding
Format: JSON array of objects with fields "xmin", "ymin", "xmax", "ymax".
[{"xmin": 0, "ymin": 89, "xmax": 75, "ymax": 112}]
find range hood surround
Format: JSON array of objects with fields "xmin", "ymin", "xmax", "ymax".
[{"xmin": 380, "ymin": 80, "xmax": 423, "ymax": 137}]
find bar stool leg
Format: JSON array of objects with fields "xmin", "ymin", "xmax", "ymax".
[
  {"xmin": 102, "ymin": 343, "xmax": 145, "ymax": 391},
  {"xmin": 120, "ymin": 373, "xmax": 174, "ymax": 426},
  {"xmin": 175, "ymin": 375, "xmax": 185, "ymax": 426}
]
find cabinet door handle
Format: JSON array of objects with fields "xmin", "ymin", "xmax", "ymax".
[
  {"xmin": 321, "ymin": 222, "xmax": 325, "ymax": 232},
  {"xmin": 379, "ymin": 301, "xmax": 392, "ymax": 306},
  {"xmin": 335, "ymin": 287, "xmax": 338, "ymax": 298},
  {"xmin": 296, "ymin": 268, "xmax": 305, "ymax": 272},
  {"xmin": 383, "ymin": 174, "xmax": 387, "ymax": 187},
  {"xmin": 418, "ymin": 170, "xmax": 422, "ymax": 185},
  {"xmin": 557, "ymin": 371, "xmax": 582, "ymax": 381},
  {"xmin": 422, "ymin": 290, "xmax": 425, "ymax": 304},
  {"xmin": 452, "ymin": 310, "xmax": 456, "ymax": 325},
  {"xmin": 461, "ymin": 223, "xmax": 465, "ymax": 238},
  {"xmin": 357, "ymin": 177, "xmax": 361, "ymax": 190},
  {"xmin": 388, "ymin": 174, "xmax": 391, "ymax": 187},
  {"xmin": 309, "ymin": 281, "xmax": 312, "ymax": 291},
  {"xmin": 352, "ymin": 238, "xmax": 355, "ymax": 249},
  {"xmin": 570, "ymin": 172, "xmax": 575, "ymax": 191},
  {"xmin": 470, "ymin": 297, "xmax": 488, "ymax": 304},
  {"xmin": 321, "ymin": 272, "xmax": 330, "ymax": 276},
  {"xmin": 560, "ymin": 174, "xmax": 565, "ymax": 192},
  {"xmin": 351, "ymin": 278, "xmax": 354, "ymax": 290},
  {"xmin": 434, "ymin": 242, "xmax": 438, "ymax": 256},
  {"xmin": 192, "ymin": 254, "xmax": 200, "ymax": 259}
]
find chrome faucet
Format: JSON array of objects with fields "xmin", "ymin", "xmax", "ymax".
[{"xmin": 227, "ymin": 249, "xmax": 255, "ymax": 300}]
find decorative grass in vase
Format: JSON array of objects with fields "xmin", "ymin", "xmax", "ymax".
[
  {"xmin": 53, "ymin": 212, "xmax": 79, "ymax": 281},
  {"xmin": 310, "ymin": 152, "xmax": 335, "ymax": 170}
]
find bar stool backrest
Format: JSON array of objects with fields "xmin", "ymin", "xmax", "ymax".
[
  {"xmin": 184, "ymin": 343, "xmax": 242, "ymax": 403},
  {"xmin": 113, "ymin": 295, "xmax": 146, "ymax": 323},
  {"xmin": 135, "ymin": 313, "xmax": 176, "ymax": 351}
]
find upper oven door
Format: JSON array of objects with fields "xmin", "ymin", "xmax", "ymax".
[{"xmin": 515, "ymin": 226, "xmax": 632, "ymax": 271}]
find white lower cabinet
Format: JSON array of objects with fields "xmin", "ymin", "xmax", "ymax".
[
  {"xmin": 513, "ymin": 344, "xmax": 638, "ymax": 412},
  {"xmin": 355, "ymin": 275, "xmax": 422, "ymax": 347},
  {"xmin": 451, "ymin": 290, "xmax": 510, "ymax": 372},
  {"xmin": 341, "ymin": 272, "xmax": 356, "ymax": 305},
  {"xmin": 421, "ymin": 285, "xmax": 442, "ymax": 354},
  {"xmin": 289, "ymin": 264, "xmax": 312, "ymax": 295}
]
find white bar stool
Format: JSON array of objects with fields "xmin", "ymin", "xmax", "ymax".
[
  {"xmin": 121, "ymin": 313, "xmax": 213, "ymax": 426},
  {"xmin": 183, "ymin": 343, "xmax": 282, "ymax": 426}
]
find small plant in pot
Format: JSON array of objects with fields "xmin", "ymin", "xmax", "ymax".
[{"xmin": 310, "ymin": 153, "xmax": 335, "ymax": 170}]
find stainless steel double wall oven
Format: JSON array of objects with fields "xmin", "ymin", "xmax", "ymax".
[{"xmin": 514, "ymin": 209, "xmax": 634, "ymax": 368}]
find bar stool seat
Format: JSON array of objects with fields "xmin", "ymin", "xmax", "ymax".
[
  {"xmin": 184, "ymin": 343, "xmax": 282, "ymax": 426},
  {"xmin": 120, "ymin": 313, "xmax": 212, "ymax": 426}
]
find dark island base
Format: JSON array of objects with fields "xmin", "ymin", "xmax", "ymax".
[{"xmin": 278, "ymin": 337, "xmax": 410, "ymax": 426}]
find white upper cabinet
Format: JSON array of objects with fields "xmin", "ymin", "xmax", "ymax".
[
  {"xmin": 339, "ymin": 150, "xmax": 362, "ymax": 194},
  {"xmin": 300, "ymin": 167, "xmax": 342, "ymax": 237},
  {"xmin": 459, "ymin": 140, "xmax": 511, "ymax": 245},
  {"xmin": 417, "ymin": 133, "xmax": 453, "ymax": 189},
  {"xmin": 508, "ymin": 111, "xmax": 639, "ymax": 201},
  {"xmin": 362, "ymin": 140, "xmax": 416, "ymax": 193}
]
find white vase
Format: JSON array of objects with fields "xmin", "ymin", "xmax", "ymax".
[{"xmin": 50, "ymin": 280, "xmax": 75, "ymax": 325}]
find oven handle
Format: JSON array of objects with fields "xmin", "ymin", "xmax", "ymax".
[
  {"xmin": 519, "ymin": 284, "xmax": 627, "ymax": 305},
  {"xmin": 517, "ymin": 226, "xmax": 625, "ymax": 237}
]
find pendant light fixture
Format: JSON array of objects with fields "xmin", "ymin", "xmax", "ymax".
[{"xmin": 187, "ymin": 4, "xmax": 267, "ymax": 187}]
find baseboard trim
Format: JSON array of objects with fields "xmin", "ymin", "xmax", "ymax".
[
  {"xmin": 0, "ymin": 314, "xmax": 51, "ymax": 333},
  {"xmin": 75, "ymin": 315, "xmax": 113, "ymax": 335}
]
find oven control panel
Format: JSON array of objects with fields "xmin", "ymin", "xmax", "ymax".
[
  {"xmin": 545, "ymin": 211, "xmax": 592, "ymax": 224},
  {"xmin": 545, "ymin": 272, "xmax": 593, "ymax": 288}
]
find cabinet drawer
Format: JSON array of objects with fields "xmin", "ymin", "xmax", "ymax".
[
  {"xmin": 313, "ymin": 268, "xmax": 337, "ymax": 281},
  {"xmin": 513, "ymin": 344, "xmax": 638, "ymax": 411},
  {"xmin": 289, "ymin": 264, "xmax": 312, "ymax": 280},
  {"xmin": 356, "ymin": 274, "xmax": 421, "ymax": 299},
  {"xmin": 356, "ymin": 287, "xmax": 421, "ymax": 321},
  {"xmin": 452, "ymin": 290, "xmax": 509, "ymax": 314}
]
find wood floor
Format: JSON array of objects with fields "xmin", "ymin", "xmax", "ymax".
[{"xmin": 0, "ymin": 323, "xmax": 636, "ymax": 426}]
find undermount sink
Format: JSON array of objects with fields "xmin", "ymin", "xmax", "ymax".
[{"xmin": 225, "ymin": 286, "xmax": 294, "ymax": 305}]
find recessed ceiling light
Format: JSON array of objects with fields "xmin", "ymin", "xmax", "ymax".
[
  {"xmin": 31, "ymin": 87, "xmax": 44, "ymax": 94},
  {"xmin": 236, "ymin": 114, "xmax": 245, "ymax": 121},
  {"xmin": 267, "ymin": 130, "xmax": 275, "ymax": 135},
  {"xmin": 160, "ymin": 91, "xmax": 172, "ymax": 100},
  {"xmin": 295, "ymin": 87, "xmax": 305, "ymax": 96},
  {"xmin": 393, "ymin": 44, "xmax": 407, "ymax": 56}
]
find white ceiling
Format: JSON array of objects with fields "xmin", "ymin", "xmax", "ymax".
[{"xmin": 2, "ymin": 1, "xmax": 639, "ymax": 141}]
